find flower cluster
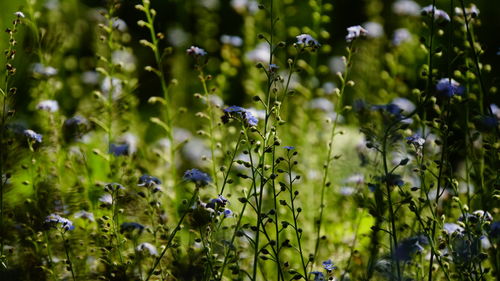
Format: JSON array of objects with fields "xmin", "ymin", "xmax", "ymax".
[
  {"xmin": 24, "ymin": 129, "xmax": 42, "ymax": 143},
  {"xmin": 45, "ymin": 214, "xmax": 75, "ymax": 231},
  {"xmin": 183, "ymin": 169, "xmax": 212, "ymax": 187},
  {"xmin": 222, "ymin": 106, "xmax": 258, "ymax": 127},
  {"xmin": 436, "ymin": 78, "xmax": 464, "ymax": 97},
  {"xmin": 186, "ymin": 46, "xmax": 207, "ymax": 56},
  {"xmin": 295, "ymin": 34, "xmax": 320, "ymax": 50},
  {"xmin": 138, "ymin": 174, "xmax": 162, "ymax": 188}
]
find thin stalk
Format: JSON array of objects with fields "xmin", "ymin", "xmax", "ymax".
[
  {"xmin": 287, "ymin": 155, "xmax": 308, "ymax": 280},
  {"xmin": 142, "ymin": 0, "xmax": 176, "ymax": 188},
  {"xmin": 313, "ymin": 44, "xmax": 353, "ymax": 264},
  {"xmin": 61, "ymin": 232, "xmax": 77, "ymax": 281},
  {"xmin": 252, "ymin": 1, "xmax": 276, "ymax": 279},
  {"xmin": 381, "ymin": 125, "xmax": 402, "ymax": 280},
  {"xmin": 198, "ymin": 70, "xmax": 219, "ymax": 190},
  {"xmin": 144, "ymin": 188, "xmax": 199, "ymax": 281}
]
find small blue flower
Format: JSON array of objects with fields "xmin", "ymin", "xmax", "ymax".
[
  {"xmin": 368, "ymin": 183, "xmax": 378, "ymax": 192},
  {"xmin": 223, "ymin": 208, "xmax": 233, "ymax": 218},
  {"xmin": 24, "ymin": 129, "xmax": 42, "ymax": 143},
  {"xmin": 104, "ymin": 182, "xmax": 125, "ymax": 192},
  {"xmin": 322, "ymin": 259, "xmax": 337, "ymax": 272},
  {"xmin": 222, "ymin": 106, "xmax": 258, "ymax": 127},
  {"xmin": 371, "ymin": 103, "xmax": 403, "ymax": 118},
  {"xmin": 296, "ymin": 34, "xmax": 320, "ymax": 49},
  {"xmin": 489, "ymin": 221, "xmax": 500, "ymax": 240},
  {"xmin": 184, "ymin": 169, "xmax": 212, "ymax": 187},
  {"xmin": 120, "ymin": 222, "xmax": 145, "ymax": 233},
  {"xmin": 394, "ymin": 235, "xmax": 428, "ymax": 261},
  {"xmin": 109, "ymin": 143, "xmax": 129, "ymax": 156},
  {"xmin": 138, "ymin": 174, "xmax": 162, "ymax": 188},
  {"xmin": 310, "ymin": 271, "xmax": 325, "ymax": 281},
  {"xmin": 45, "ymin": 214, "xmax": 75, "ymax": 231},
  {"xmin": 406, "ymin": 134, "xmax": 425, "ymax": 146},
  {"xmin": 284, "ymin": 146, "xmax": 295, "ymax": 150},
  {"xmin": 211, "ymin": 195, "xmax": 228, "ymax": 206},
  {"xmin": 269, "ymin": 64, "xmax": 279, "ymax": 72},
  {"xmin": 74, "ymin": 210, "xmax": 95, "ymax": 222},
  {"xmin": 436, "ymin": 78, "xmax": 464, "ymax": 97},
  {"xmin": 186, "ymin": 46, "xmax": 207, "ymax": 56}
]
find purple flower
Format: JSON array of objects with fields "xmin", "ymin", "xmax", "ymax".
[
  {"xmin": 184, "ymin": 169, "xmax": 212, "ymax": 187},
  {"xmin": 222, "ymin": 106, "xmax": 258, "ymax": 127},
  {"xmin": 284, "ymin": 146, "xmax": 295, "ymax": 150},
  {"xmin": 436, "ymin": 78, "xmax": 464, "ymax": 97}
]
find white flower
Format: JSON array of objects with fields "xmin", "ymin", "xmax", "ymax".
[
  {"xmin": 31, "ymin": 63, "xmax": 58, "ymax": 77},
  {"xmin": 363, "ymin": 22, "xmax": 384, "ymax": 39},
  {"xmin": 112, "ymin": 50, "xmax": 136, "ymax": 72},
  {"xmin": 99, "ymin": 194, "xmax": 113, "ymax": 205},
  {"xmin": 82, "ymin": 71, "xmax": 100, "ymax": 85},
  {"xmin": 391, "ymin": 98, "xmax": 415, "ymax": 114},
  {"xmin": 392, "ymin": 28, "xmax": 412, "ymax": 46},
  {"xmin": 14, "ymin": 11, "xmax": 25, "ymax": 18},
  {"xmin": 220, "ymin": 35, "xmax": 243, "ymax": 47},
  {"xmin": 328, "ymin": 56, "xmax": 346, "ymax": 74},
  {"xmin": 101, "ymin": 77, "xmax": 123, "ymax": 98},
  {"xmin": 74, "ymin": 211, "xmax": 95, "ymax": 222},
  {"xmin": 246, "ymin": 42, "xmax": 270, "ymax": 62},
  {"xmin": 231, "ymin": 0, "xmax": 259, "ymax": 14},
  {"xmin": 344, "ymin": 173, "xmax": 364, "ymax": 185},
  {"xmin": 490, "ymin": 104, "xmax": 500, "ymax": 119},
  {"xmin": 443, "ymin": 223, "xmax": 463, "ymax": 235},
  {"xmin": 308, "ymin": 98, "xmax": 334, "ymax": 112},
  {"xmin": 322, "ymin": 82, "xmax": 336, "ymax": 95},
  {"xmin": 112, "ymin": 18, "xmax": 127, "ymax": 32},
  {"xmin": 346, "ymin": 25, "xmax": 367, "ymax": 42},
  {"xmin": 392, "ymin": 0, "xmax": 421, "ymax": 16},
  {"xmin": 36, "ymin": 100, "xmax": 59, "ymax": 112},
  {"xmin": 167, "ymin": 27, "xmax": 189, "ymax": 47},
  {"xmin": 455, "ymin": 4, "xmax": 479, "ymax": 18},
  {"xmin": 136, "ymin": 242, "xmax": 158, "ymax": 256}
]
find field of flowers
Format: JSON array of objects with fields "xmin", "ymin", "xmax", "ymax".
[{"xmin": 0, "ymin": 0, "xmax": 499, "ymax": 280}]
